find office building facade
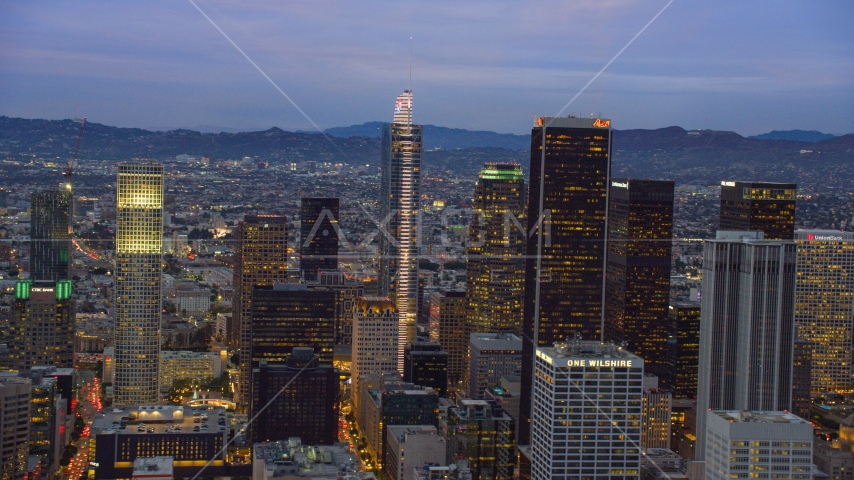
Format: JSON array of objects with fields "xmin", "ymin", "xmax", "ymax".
[
  {"xmin": 114, "ymin": 162, "xmax": 163, "ymax": 406},
  {"xmin": 530, "ymin": 340, "xmax": 643, "ymax": 479},
  {"xmin": 317, "ymin": 269, "xmax": 365, "ymax": 345},
  {"xmin": 520, "ymin": 116, "xmax": 612, "ymax": 445},
  {"xmin": 232, "ymin": 214, "xmax": 288, "ymax": 408},
  {"xmin": 641, "ymin": 375, "xmax": 672, "ymax": 450},
  {"xmin": 403, "ymin": 342, "xmax": 449, "ymax": 398},
  {"xmin": 704, "ymin": 411, "xmax": 812, "ymax": 480},
  {"xmin": 250, "ymin": 349, "xmax": 339, "ymax": 445},
  {"xmin": 718, "ymin": 181, "xmax": 796, "ymax": 240},
  {"xmin": 0, "ymin": 377, "xmax": 31, "ymax": 480},
  {"xmin": 696, "ymin": 231, "xmax": 797, "ymax": 459},
  {"xmin": 792, "ymin": 338, "xmax": 812, "ymax": 420},
  {"xmin": 466, "ymin": 162, "xmax": 526, "ymax": 336},
  {"xmin": 468, "ymin": 333, "xmax": 522, "ymax": 400},
  {"xmin": 30, "ymin": 190, "xmax": 72, "ymax": 281},
  {"xmin": 384, "ymin": 425, "xmax": 446, "ymax": 480},
  {"xmin": 351, "ymin": 297, "xmax": 399, "ymax": 417},
  {"xmin": 8, "ymin": 280, "xmax": 74, "ymax": 372},
  {"xmin": 604, "ymin": 179, "xmax": 674, "ymax": 380},
  {"xmin": 442, "ymin": 399, "xmax": 516, "ymax": 480},
  {"xmin": 667, "ymin": 302, "xmax": 701, "ymax": 399},
  {"xmin": 300, "ymin": 197, "xmax": 340, "ymax": 281},
  {"xmin": 794, "ymin": 229, "xmax": 854, "ymax": 392},
  {"xmin": 428, "ymin": 289, "xmax": 468, "ymax": 391}
]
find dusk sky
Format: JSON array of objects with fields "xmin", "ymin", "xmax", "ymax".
[{"xmin": 1, "ymin": 0, "xmax": 851, "ymax": 136}]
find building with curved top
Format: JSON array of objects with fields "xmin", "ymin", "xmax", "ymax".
[{"xmin": 352, "ymin": 297, "xmax": 399, "ymax": 416}]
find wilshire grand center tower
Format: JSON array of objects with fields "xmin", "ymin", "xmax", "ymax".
[
  {"xmin": 519, "ymin": 116, "xmax": 612, "ymax": 445},
  {"xmin": 379, "ymin": 90, "xmax": 422, "ymax": 371},
  {"xmin": 114, "ymin": 162, "xmax": 164, "ymax": 406}
]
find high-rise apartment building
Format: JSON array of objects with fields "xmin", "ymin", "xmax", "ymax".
[
  {"xmin": 466, "ymin": 163, "xmax": 526, "ymax": 336},
  {"xmin": 719, "ymin": 181, "xmax": 796, "ymax": 240},
  {"xmin": 528, "ymin": 340, "xmax": 643, "ymax": 479},
  {"xmin": 379, "ymin": 90, "xmax": 422, "ymax": 370},
  {"xmin": 703, "ymin": 411, "xmax": 812, "ymax": 480},
  {"xmin": 442, "ymin": 399, "xmax": 516, "ymax": 480},
  {"xmin": 351, "ymin": 297, "xmax": 399, "ymax": 417},
  {"xmin": 0, "ymin": 376, "xmax": 31, "ymax": 480},
  {"xmin": 696, "ymin": 231, "xmax": 797, "ymax": 459},
  {"xmin": 30, "ymin": 190, "xmax": 71, "ymax": 281},
  {"xmin": 604, "ymin": 179, "xmax": 674, "ymax": 379},
  {"xmin": 8, "ymin": 280, "xmax": 74, "ymax": 372},
  {"xmin": 667, "ymin": 302, "xmax": 701, "ymax": 398},
  {"xmin": 520, "ymin": 116, "xmax": 612, "ymax": 445},
  {"xmin": 114, "ymin": 162, "xmax": 163, "ymax": 406},
  {"xmin": 300, "ymin": 197, "xmax": 339, "ymax": 281},
  {"xmin": 232, "ymin": 214, "xmax": 288, "ymax": 409},
  {"xmin": 428, "ymin": 289, "xmax": 467, "ymax": 392},
  {"xmin": 794, "ymin": 229, "xmax": 854, "ymax": 392},
  {"xmin": 468, "ymin": 333, "xmax": 522, "ymax": 400},
  {"xmin": 249, "ymin": 284, "xmax": 335, "ymax": 367},
  {"xmin": 250, "ymin": 348, "xmax": 339, "ymax": 445},
  {"xmin": 403, "ymin": 341, "xmax": 448, "ymax": 398}
]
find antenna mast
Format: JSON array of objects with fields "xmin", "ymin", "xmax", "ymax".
[{"xmin": 408, "ymin": 36, "xmax": 413, "ymax": 129}]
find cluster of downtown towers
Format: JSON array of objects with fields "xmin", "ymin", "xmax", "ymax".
[{"xmin": 18, "ymin": 89, "xmax": 854, "ymax": 470}]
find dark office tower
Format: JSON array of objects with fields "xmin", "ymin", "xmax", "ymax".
[
  {"xmin": 604, "ymin": 179, "xmax": 674, "ymax": 379},
  {"xmin": 30, "ymin": 189, "xmax": 71, "ymax": 281},
  {"xmin": 232, "ymin": 214, "xmax": 288, "ymax": 410},
  {"xmin": 250, "ymin": 348, "xmax": 339, "ymax": 445},
  {"xmin": 519, "ymin": 116, "xmax": 612, "ymax": 445},
  {"xmin": 250, "ymin": 284, "xmax": 335, "ymax": 368},
  {"xmin": 8, "ymin": 280, "xmax": 74, "ymax": 372},
  {"xmin": 667, "ymin": 302, "xmax": 701, "ymax": 399},
  {"xmin": 695, "ymin": 231, "xmax": 797, "ymax": 460},
  {"xmin": 428, "ymin": 289, "xmax": 467, "ymax": 393},
  {"xmin": 403, "ymin": 341, "xmax": 449, "ymax": 398},
  {"xmin": 317, "ymin": 269, "xmax": 365, "ymax": 345},
  {"xmin": 379, "ymin": 384, "xmax": 439, "ymax": 469},
  {"xmin": 719, "ymin": 181, "xmax": 796, "ymax": 240},
  {"xmin": 466, "ymin": 163, "xmax": 527, "ymax": 336},
  {"xmin": 300, "ymin": 197, "xmax": 340, "ymax": 281},
  {"xmin": 792, "ymin": 338, "xmax": 812, "ymax": 420},
  {"xmin": 379, "ymin": 90, "xmax": 422, "ymax": 371}
]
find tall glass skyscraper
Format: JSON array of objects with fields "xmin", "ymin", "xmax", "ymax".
[
  {"xmin": 466, "ymin": 163, "xmax": 526, "ymax": 336},
  {"xmin": 300, "ymin": 197, "xmax": 340, "ymax": 281},
  {"xmin": 719, "ymin": 181, "xmax": 796, "ymax": 240},
  {"xmin": 603, "ymin": 178, "xmax": 674, "ymax": 380},
  {"xmin": 30, "ymin": 189, "xmax": 71, "ymax": 281},
  {"xmin": 114, "ymin": 162, "xmax": 163, "ymax": 406},
  {"xmin": 794, "ymin": 229, "xmax": 854, "ymax": 392},
  {"xmin": 379, "ymin": 90, "xmax": 422, "ymax": 371},
  {"xmin": 519, "ymin": 116, "xmax": 612, "ymax": 445}
]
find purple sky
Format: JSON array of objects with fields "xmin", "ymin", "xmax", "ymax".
[{"xmin": 1, "ymin": 0, "xmax": 852, "ymax": 135}]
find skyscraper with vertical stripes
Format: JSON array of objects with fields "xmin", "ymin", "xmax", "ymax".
[
  {"xmin": 113, "ymin": 162, "xmax": 163, "ymax": 406},
  {"xmin": 379, "ymin": 90, "xmax": 422, "ymax": 371}
]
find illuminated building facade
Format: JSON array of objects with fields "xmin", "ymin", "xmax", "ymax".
[
  {"xmin": 379, "ymin": 90, "xmax": 422, "ymax": 371},
  {"xmin": 604, "ymin": 179, "xmax": 674, "ymax": 380},
  {"xmin": 8, "ymin": 280, "xmax": 74, "ymax": 372},
  {"xmin": 0, "ymin": 377, "xmax": 31, "ymax": 480},
  {"xmin": 520, "ymin": 116, "xmax": 612, "ymax": 445},
  {"xmin": 696, "ymin": 231, "xmax": 796, "ymax": 460},
  {"xmin": 529, "ymin": 341, "xmax": 643, "ymax": 479},
  {"xmin": 30, "ymin": 189, "xmax": 71, "ymax": 281},
  {"xmin": 317, "ymin": 269, "xmax": 365, "ymax": 345},
  {"xmin": 403, "ymin": 341, "xmax": 448, "ymax": 398},
  {"xmin": 466, "ymin": 163, "xmax": 526, "ymax": 336},
  {"xmin": 667, "ymin": 302, "xmax": 701, "ymax": 399},
  {"xmin": 114, "ymin": 162, "xmax": 163, "ymax": 406},
  {"xmin": 158, "ymin": 351, "xmax": 222, "ymax": 395},
  {"xmin": 794, "ymin": 229, "xmax": 854, "ymax": 392},
  {"xmin": 249, "ymin": 284, "xmax": 335, "ymax": 368},
  {"xmin": 442, "ymin": 399, "xmax": 516, "ymax": 480},
  {"xmin": 719, "ymin": 181, "xmax": 796, "ymax": 240},
  {"xmin": 428, "ymin": 289, "xmax": 467, "ymax": 392},
  {"xmin": 468, "ymin": 333, "xmax": 522, "ymax": 400},
  {"xmin": 250, "ymin": 348, "xmax": 339, "ymax": 445},
  {"xmin": 351, "ymin": 297, "xmax": 399, "ymax": 418},
  {"xmin": 232, "ymin": 214, "xmax": 288, "ymax": 409},
  {"xmin": 300, "ymin": 197, "xmax": 340, "ymax": 281},
  {"xmin": 641, "ymin": 375, "xmax": 672, "ymax": 450}
]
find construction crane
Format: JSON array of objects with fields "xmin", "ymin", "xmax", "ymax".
[{"xmin": 63, "ymin": 117, "xmax": 86, "ymax": 189}]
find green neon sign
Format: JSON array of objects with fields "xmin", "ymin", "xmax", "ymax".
[{"xmin": 15, "ymin": 280, "xmax": 32, "ymax": 300}]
